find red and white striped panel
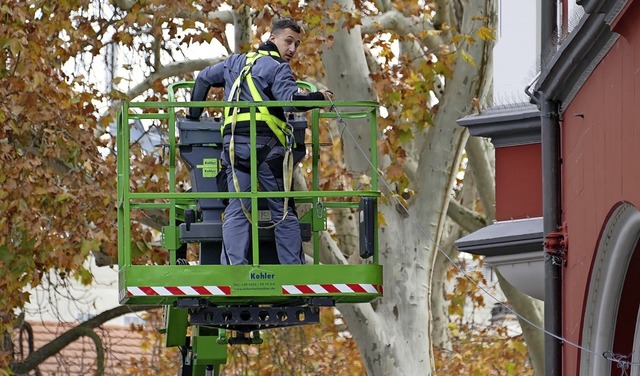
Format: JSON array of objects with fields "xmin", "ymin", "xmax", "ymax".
[
  {"xmin": 127, "ymin": 285, "xmax": 231, "ymax": 297},
  {"xmin": 282, "ymin": 284, "xmax": 382, "ymax": 295}
]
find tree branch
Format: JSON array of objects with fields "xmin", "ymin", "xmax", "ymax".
[
  {"xmin": 319, "ymin": 231, "xmax": 350, "ymax": 265},
  {"xmin": 152, "ymin": 31, "xmax": 161, "ymax": 72},
  {"xmin": 373, "ymin": 0, "xmax": 393, "ymax": 12},
  {"xmin": 77, "ymin": 327, "xmax": 105, "ymax": 375},
  {"xmin": 361, "ymin": 10, "xmax": 420, "ymax": 35},
  {"xmin": 446, "ymin": 198, "xmax": 486, "ymax": 233},
  {"xmin": 113, "ymin": 0, "xmax": 136, "ymax": 11},
  {"xmin": 495, "ymin": 271, "xmax": 544, "ymax": 375},
  {"xmin": 203, "ymin": 10, "xmax": 235, "ymax": 24},
  {"xmin": 361, "ymin": 11, "xmax": 443, "ymax": 51},
  {"xmin": 233, "ymin": 5, "xmax": 252, "ymax": 53},
  {"xmin": 11, "ymin": 305, "xmax": 158, "ymax": 374},
  {"xmin": 465, "ymin": 136, "xmax": 495, "ymax": 221},
  {"xmin": 431, "ymin": 226, "xmax": 462, "ymax": 350},
  {"xmin": 125, "ymin": 58, "xmax": 224, "ymax": 99}
]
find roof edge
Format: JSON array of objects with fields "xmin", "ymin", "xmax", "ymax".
[
  {"xmin": 456, "ymin": 104, "xmax": 541, "ymax": 147},
  {"xmin": 455, "ymin": 217, "xmax": 544, "ymax": 257},
  {"xmin": 535, "ymin": 0, "xmax": 628, "ymax": 112}
]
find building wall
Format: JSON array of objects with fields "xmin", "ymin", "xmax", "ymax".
[
  {"xmin": 561, "ymin": 2, "xmax": 640, "ymax": 374},
  {"xmin": 495, "ymin": 144, "xmax": 542, "ymax": 220}
]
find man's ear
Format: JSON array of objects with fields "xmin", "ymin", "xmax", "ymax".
[{"xmin": 269, "ymin": 34, "xmax": 275, "ymax": 42}]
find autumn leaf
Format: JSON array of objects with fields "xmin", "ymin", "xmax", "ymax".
[
  {"xmin": 377, "ymin": 211, "xmax": 386, "ymax": 227},
  {"xmin": 477, "ymin": 26, "xmax": 496, "ymax": 41},
  {"xmin": 459, "ymin": 49, "xmax": 476, "ymax": 67},
  {"xmin": 386, "ymin": 164, "xmax": 405, "ymax": 182}
]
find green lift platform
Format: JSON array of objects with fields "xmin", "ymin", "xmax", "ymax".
[{"xmin": 116, "ymin": 81, "xmax": 382, "ymax": 375}]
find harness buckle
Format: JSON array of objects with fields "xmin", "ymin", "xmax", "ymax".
[
  {"xmin": 284, "ymin": 122, "xmax": 296, "ymax": 151},
  {"xmin": 285, "ymin": 134, "xmax": 294, "ymax": 152}
]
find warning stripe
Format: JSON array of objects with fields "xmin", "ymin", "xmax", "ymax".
[
  {"xmin": 282, "ymin": 284, "xmax": 382, "ymax": 295},
  {"xmin": 127, "ymin": 285, "xmax": 231, "ymax": 297}
]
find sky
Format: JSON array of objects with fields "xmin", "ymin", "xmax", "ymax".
[{"xmin": 493, "ymin": 0, "xmax": 539, "ymax": 104}]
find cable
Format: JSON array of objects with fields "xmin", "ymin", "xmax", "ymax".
[{"xmin": 326, "ymin": 102, "xmax": 640, "ymax": 371}]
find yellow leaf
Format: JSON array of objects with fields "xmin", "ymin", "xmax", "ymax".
[
  {"xmin": 465, "ymin": 35, "xmax": 476, "ymax": 45},
  {"xmin": 460, "ymin": 49, "xmax": 476, "ymax": 67},
  {"xmin": 477, "ymin": 26, "xmax": 496, "ymax": 41},
  {"xmin": 451, "ymin": 34, "xmax": 465, "ymax": 44},
  {"xmin": 55, "ymin": 192, "xmax": 74, "ymax": 202},
  {"xmin": 377, "ymin": 212, "xmax": 386, "ymax": 226}
]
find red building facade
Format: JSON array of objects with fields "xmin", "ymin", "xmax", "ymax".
[
  {"xmin": 458, "ymin": 0, "xmax": 640, "ymax": 374},
  {"xmin": 558, "ymin": 2, "xmax": 640, "ymax": 374}
]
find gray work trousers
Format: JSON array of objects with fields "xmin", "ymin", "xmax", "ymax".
[{"xmin": 220, "ymin": 141, "xmax": 303, "ymax": 265}]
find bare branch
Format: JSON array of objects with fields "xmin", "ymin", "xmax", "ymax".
[
  {"xmin": 432, "ymin": 225, "xmax": 463, "ymax": 350},
  {"xmin": 465, "ymin": 137, "xmax": 495, "ymax": 221},
  {"xmin": 446, "ymin": 197, "xmax": 487, "ymax": 233},
  {"xmin": 203, "ymin": 10, "xmax": 235, "ymax": 24},
  {"xmin": 171, "ymin": 10, "xmax": 235, "ymax": 25},
  {"xmin": 361, "ymin": 10, "xmax": 443, "ymax": 51},
  {"xmin": 495, "ymin": 271, "xmax": 544, "ymax": 375},
  {"xmin": 319, "ymin": 231, "xmax": 350, "ymax": 265},
  {"xmin": 373, "ymin": 0, "xmax": 393, "ymax": 12},
  {"xmin": 125, "ymin": 58, "xmax": 224, "ymax": 99},
  {"xmin": 433, "ymin": 0, "xmax": 452, "ymax": 29},
  {"xmin": 152, "ymin": 32, "xmax": 161, "ymax": 72},
  {"xmin": 12, "ymin": 305, "xmax": 158, "ymax": 374},
  {"xmin": 113, "ymin": 0, "xmax": 136, "ymax": 11}
]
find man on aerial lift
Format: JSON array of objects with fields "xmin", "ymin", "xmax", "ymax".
[{"xmin": 187, "ymin": 18, "xmax": 334, "ymax": 265}]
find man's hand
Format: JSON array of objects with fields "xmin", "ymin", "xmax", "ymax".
[{"xmin": 321, "ymin": 90, "xmax": 334, "ymax": 102}]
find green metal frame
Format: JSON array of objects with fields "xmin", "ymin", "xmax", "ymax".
[{"xmin": 117, "ymin": 81, "xmax": 382, "ymax": 306}]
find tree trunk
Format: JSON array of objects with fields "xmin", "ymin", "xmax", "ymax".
[
  {"xmin": 325, "ymin": 0, "xmax": 497, "ymax": 374},
  {"xmin": 233, "ymin": 6, "xmax": 252, "ymax": 53},
  {"xmin": 496, "ymin": 272, "xmax": 545, "ymax": 375},
  {"xmin": 432, "ymin": 161, "xmax": 481, "ymax": 350},
  {"xmin": 341, "ymin": 207, "xmax": 432, "ymax": 375},
  {"xmin": 322, "ymin": 0, "xmax": 377, "ymax": 175}
]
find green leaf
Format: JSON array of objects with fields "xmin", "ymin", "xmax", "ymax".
[
  {"xmin": 0, "ymin": 245, "xmax": 11, "ymax": 263},
  {"xmin": 74, "ymin": 266, "xmax": 94, "ymax": 285},
  {"xmin": 80, "ymin": 239, "xmax": 99, "ymax": 257},
  {"xmin": 397, "ymin": 128, "xmax": 413, "ymax": 144}
]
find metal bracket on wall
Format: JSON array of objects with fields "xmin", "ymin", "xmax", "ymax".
[{"xmin": 543, "ymin": 223, "xmax": 568, "ymax": 267}]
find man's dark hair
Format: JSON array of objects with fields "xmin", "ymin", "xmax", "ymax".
[{"xmin": 272, "ymin": 18, "xmax": 301, "ymax": 34}]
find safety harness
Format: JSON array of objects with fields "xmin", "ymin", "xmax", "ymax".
[
  {"xmin": 225, "ymin": 49, "xmax": 295, "ymax": 228},
  {"xmin": 223, "ymin": 50, "xmax": 295, "ymax": 146}
]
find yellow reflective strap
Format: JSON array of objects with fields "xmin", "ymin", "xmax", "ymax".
[
  {"xmin": 224, "ymin": 113, "xmax": 287, "ymax": 146},
  {"xmin": 244, "ymin": 70, "xmax": 291, "ymax": 145},
  {"xmin": 220, "ymin": 49, "xmax": 292, "ymax": 146}
]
